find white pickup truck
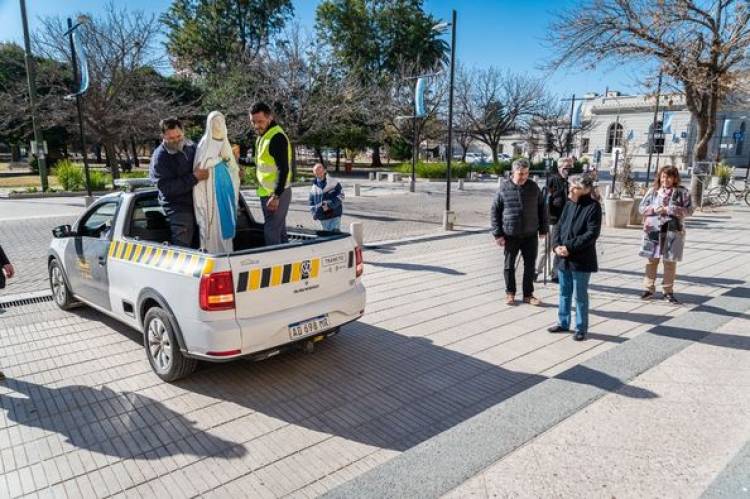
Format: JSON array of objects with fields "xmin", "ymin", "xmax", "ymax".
[{"xmin": 47, "ymin": 181, "xmax": 366, "ymax": 381}]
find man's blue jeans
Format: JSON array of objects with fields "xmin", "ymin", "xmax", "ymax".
[{"xmin": 557, "ymin": 269, "xmax": 591, "ymax": 333}]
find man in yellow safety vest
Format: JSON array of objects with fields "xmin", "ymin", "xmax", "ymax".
[{"xmin": 250, "ymin": 102, "xmax": 293, "ymax": 245}]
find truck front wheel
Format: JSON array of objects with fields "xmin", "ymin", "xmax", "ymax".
[{"xmin": 143, "ymin": 307, "xmax": 197, "ymax": 382}]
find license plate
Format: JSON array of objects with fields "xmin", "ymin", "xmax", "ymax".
[{"xmin": 289, "ymin": 315, "xmax": 330, "ymax": 340}]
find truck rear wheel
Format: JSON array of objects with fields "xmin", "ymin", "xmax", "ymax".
[{"xmin": 144, "ymin": 307, "xmax": 197, "ymax": 382}]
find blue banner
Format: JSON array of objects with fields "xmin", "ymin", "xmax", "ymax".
[
  {"xmin": 415, "ymin": 77, "xmax": 427, "ymax": 118},
  {"xmin": 662, "ymin": 112, "xmax": 673, "ymax": 134},
  {"xmin": 571, "ymin": 100, "xmax": 583, "ymax": 128},
  {"xmin": 71, "ymin": 30, "xmax": 89, "ymax": 96}
]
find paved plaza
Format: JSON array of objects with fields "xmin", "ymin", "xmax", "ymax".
[{"xmin": 0, "ymin": 183, "xmax": 749, "ymax": 498}]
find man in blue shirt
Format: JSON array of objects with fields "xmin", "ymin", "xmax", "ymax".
[{"xmin": 149, "ymin": 117, "xmax": 209, "ymax": 247}]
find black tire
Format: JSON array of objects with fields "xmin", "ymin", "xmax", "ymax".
[
  {"xmin": 706, "ymin": 186, "xmax": 729, "ymax": 206},
  {"xmin": 49, "ymin": 259, "xmax": 76, "ymax": 310},
  {"xmin": 143, "ymin": 307, "xmax": 197, "ymax": 382}
]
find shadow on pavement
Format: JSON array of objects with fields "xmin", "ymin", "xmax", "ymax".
[
  {"xmin": 588, "ymin": 283, "xmax": 710, "ymax": 305},
  {"xmin": 172, "ymin": 321, "xmax": 657, "ymax": 452},
  {"xmin": 649, "ymin": 324, "xmax": 750, "ymax": 351},
  {"xmin": 0, "ymin": 378, "xmax": 246, "ymax": 460},
  {"xmin": 366, "ymin": 261, "xmax": 466, "ymax": 276},
  {"xmin": 2, "ymin": 309, "xmax": 660, "ymax": 458},
  {"xmin": 599, "ymin": 267, "xmax": 745, "ymax": 288}
]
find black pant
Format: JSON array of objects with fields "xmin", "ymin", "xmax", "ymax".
[
  {"xmin": 504, "ymin": 235, "xmax": 538, "ymax": 297},
  {"xmin": 166, "ymin": 208, "xmax": 197, "ymax": 248}
]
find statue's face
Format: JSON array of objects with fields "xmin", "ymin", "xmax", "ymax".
[{"xmin": 211, "ymin": 115, "xmax": 226, "ymax": 140}]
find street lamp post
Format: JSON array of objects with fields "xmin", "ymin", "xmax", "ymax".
[
  {"xmin": 443, "ymin": 9, "xmax": 457, "ymax": 230},
  {"xmin": 65, "ymin": 17, "xmax": 93, "ymax": 202},
  {"xmin": 19, "ymin": 0, "xmax": 49, "ymax": 191}
]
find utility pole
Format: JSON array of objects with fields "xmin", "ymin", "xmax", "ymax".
[
  {"xmin": 19, "ymin": 0, "xmax": 49, "ymax": 191},
  {"xmin": 443, "ymin": 9, "xmax": 457, "ymax": 230},
  {"xmin": 645, "ymin": 71, "xmax": 663, "ymax": 185}
]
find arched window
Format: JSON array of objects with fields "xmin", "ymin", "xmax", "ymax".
[
  {"xmin": 649, "ymin": 121, "xmax": 665, "ymax": 154},
  {"xmin": 606, "ymin": 122, "xmax": 624, "ymax": 153},
  {"xmin": 736, "ymin": 122, "xmax": 745, "ymax": 156}
]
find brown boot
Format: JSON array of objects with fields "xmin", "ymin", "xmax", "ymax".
[{"xmin": 523, "ymin": 295, "xmax": 542, "ymax": 306}]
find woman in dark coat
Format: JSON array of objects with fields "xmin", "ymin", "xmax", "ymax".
[{"xmin": 547, "ymin": 175, "xmax": 602, "ymax": 341}]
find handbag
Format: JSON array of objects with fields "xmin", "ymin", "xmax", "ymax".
[{"xmin": 665, "ymin": 188, "xmax": 684, "ymax": 232}]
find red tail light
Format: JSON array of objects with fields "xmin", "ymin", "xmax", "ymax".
[
  {"xmin": 355, "ymin": 246, "xmax": 364, "ymax": 277},
  {"xmin": 199, "ymin": 271, "xmax": 235, "ymax": 311}
]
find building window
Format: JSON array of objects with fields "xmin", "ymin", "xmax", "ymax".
[
  {"xmin": 736, "ymin": 122, "xmax": 745, "ymax": 156},
  {"xmin": 580, "ymin": 138, "xmax": 590, "ymax": 154},
  {"xmin": 649, "ymin": 121, "xmax": 665, "ymax": 154},
  {"xmin": 606, "ymin": 122, "xmax": 624, "ymax": 153}
]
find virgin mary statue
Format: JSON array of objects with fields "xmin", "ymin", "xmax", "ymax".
[{"xmin": 193, "ymin": 111, "xmax": 241, "ymax": 253}]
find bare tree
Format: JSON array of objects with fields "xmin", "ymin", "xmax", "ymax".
[
  {"xmin": 35, "ymin": 4, "xmax": 184, "ymax": 177},
  {"xmin": 548, "ymin": 0, "xmax": 750, "ymax": 202},
  {"xmin": 457, "ymin": 66, "xmax": 545, "ymax": 163},
  {"xmin": 527, "ymin": 96, "xmax": 596, "ymax": 157}
]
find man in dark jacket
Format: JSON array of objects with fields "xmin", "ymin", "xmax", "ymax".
[
  {"xmin": 536, "ymin": 157, "xmax": 572, "ymax": 283},
  {"xmin": 309, "ymin": 163, "xmax": 344, "ymax": 231},
  {"xmin": 491, "ymin": 158, "xmax": 548, "ymax": 305},
  {"xmin": 149, "ymin": 117, "xmax": 209, "ymax": 247},
  {"xmin": 0, "ymin": 243, "xmax": 15, "ymax": 380}
]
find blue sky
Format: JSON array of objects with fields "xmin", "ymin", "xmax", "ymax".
[{"xmin": 0, "ymin": 0, "xmax": 645, "ymax": 98}]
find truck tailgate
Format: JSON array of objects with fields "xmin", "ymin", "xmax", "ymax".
[{"xmin": 229, "ymin": 234, "xmax": 360, "ymax": 321}]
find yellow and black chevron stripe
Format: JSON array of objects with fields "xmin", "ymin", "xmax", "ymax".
[
  {"xmin": 108, "ymin": 240, "xmax": 214, "ymax": 277},
  {"xmin": 236, "ymin": 258, "xmax": 320, "ymax": 293}
]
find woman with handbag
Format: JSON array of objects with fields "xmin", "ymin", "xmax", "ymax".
[{"xmin": 638, "ymin": 165, "xmax": 693, "ymax": 304}]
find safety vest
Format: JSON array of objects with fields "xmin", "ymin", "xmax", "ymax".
[{"xmin": 255, "ymin": 124, "xmax": 292, "ymax": 197}]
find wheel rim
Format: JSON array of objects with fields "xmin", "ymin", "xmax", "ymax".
[
  {"xmin": 147, "ymin": 317, "xmax": 172, "ymax": 372},
  {"xmin": 51, "ymin": 266, "xmax": 66, "ymax": 305}
]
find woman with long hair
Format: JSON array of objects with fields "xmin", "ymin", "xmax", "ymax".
[{"xmin": 638, "ymin": 165, "xmax": 693, "ymax": 304}]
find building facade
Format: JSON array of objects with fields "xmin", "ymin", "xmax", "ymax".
[{"xmin": 566, "ymin": 91, "xmax": 749, "ymax": 172}]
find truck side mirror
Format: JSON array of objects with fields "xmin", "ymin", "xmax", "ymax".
[{"xmin": 52, "ymin": 224, "xmax": 75, "ymax": 238}]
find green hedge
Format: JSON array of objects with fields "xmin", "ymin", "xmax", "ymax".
[{"xmin": 395, "ymin": 161, "xmax": 472, "ymax": 179}]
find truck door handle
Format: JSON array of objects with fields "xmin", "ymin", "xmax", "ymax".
[{"xmin": 98, "ymin": 256, "xmax": 106, "ymax": 266}]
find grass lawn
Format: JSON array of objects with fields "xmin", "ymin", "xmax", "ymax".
[{"xmin": 0, "ymin": 175, "xmax": 61, "ymax": 189}]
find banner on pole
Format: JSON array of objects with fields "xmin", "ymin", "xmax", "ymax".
[
  {"xmin": 66, "ymin": 30, "xmax": 90, "ymax": 98},
  {"xmin": 415, "ymin": 77, "xmax": 427, "ymax": 118}
]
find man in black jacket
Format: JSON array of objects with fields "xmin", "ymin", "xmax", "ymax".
[
  {"xmin": 0, "ymin": 243, "xmax": 15, "ymax": 380},
  {"xmin": 536, "ymin": 157, "xmax": 572, "ymax": 283},
  {"xmin": 491, "ymin": 159, "xmax": 548, "ymax": 305},
  {"xmin": 149, "ymin": 117, "xmax": 209, "ymax": 247}
]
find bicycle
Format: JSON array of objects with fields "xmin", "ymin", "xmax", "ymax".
[{"xmin": 704, "ymin": 169, "xmax": 750, "ymax": 206}]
